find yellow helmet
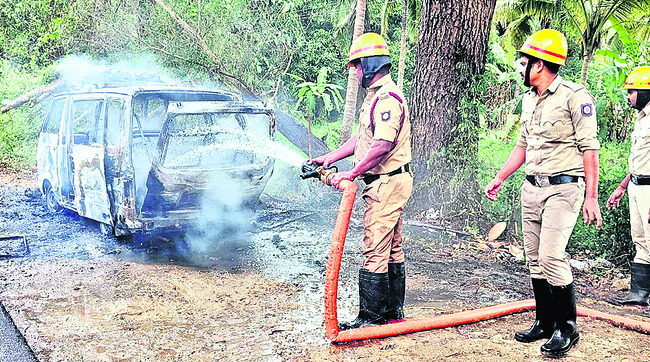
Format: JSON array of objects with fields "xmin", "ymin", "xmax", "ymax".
[
  {"xmin": 623, "ymin": 66, "xmax": 650, "ymax": 90},
  {"xmin": 347, "ymin": 33, "xmax": 390, "ymax": 67},
  {"xmin": 519, "ymin": 29, "xmax": 568, "ymax": 66}
]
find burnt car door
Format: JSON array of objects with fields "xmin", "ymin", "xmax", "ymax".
[
  {"xmin": 37, "ymin": 96, "xmax": 68, "ymax": 208},
  {"xmin": 68, "ymin": 95, "xmax": 112, "ymax": 224}
]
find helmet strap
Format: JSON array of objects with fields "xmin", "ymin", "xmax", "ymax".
[{"xmin": 524, "ymin": 59, "xmax": 534, "ymax": 88}]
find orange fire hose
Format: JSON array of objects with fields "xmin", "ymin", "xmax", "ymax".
[{"xmin": 325, "ymin": 180, "xmax": 650, "ymax": 343}]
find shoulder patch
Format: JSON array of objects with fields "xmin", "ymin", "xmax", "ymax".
[
  {"xmin": 581, "ymin": 103, "xmax": 594, "ymax": 117},
  {"xmin": 377, "ymin": 92, "xmax": 391, "ymax": 100},
  {"xmin": 380, "ymin": 110, "xmax": 391, "ymax": 122}
]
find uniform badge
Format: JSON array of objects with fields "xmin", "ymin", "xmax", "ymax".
[
  {"xmin": 581, "ymin": 103, "xmax": 593, "ymax": 117},
  {"xmin": 381, "ymin": 111, "xmax": 391, "ymax": 122}
]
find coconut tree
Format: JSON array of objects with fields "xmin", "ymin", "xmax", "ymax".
[
  {"xmin": 565, "ymin": 0, "xmax": 650, "ymax": 83},
  {"xmin": 378, "ymin": 0, "xmax": 419, "ymax": 89},
  {"xmin": 338, "ymin": 0, "xmax": 367, "ymax": 146},
  {"xmin": 334, "ymin": 0, "xmax": 418, "ymax": 144},
  {"xmin": 495, "ymin": 0, "xmax": 650, "ymax": 84}
]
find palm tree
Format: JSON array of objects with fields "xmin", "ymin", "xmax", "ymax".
[
  {"xmin": 564, "ymin": 0, "xmax": 650, "ymax": 83},
  {"xmin": 495, "ymin": 0, "xmax": 650, "ymax": 84},
  {"xmin": 378, "ymin": 0, "xmax": 419, "ymax": 89},
  {"xmin": 338, "ymin": 0, "xmax": 367, "ymax": 146}
]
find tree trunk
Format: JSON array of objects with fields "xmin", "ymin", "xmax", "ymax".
[
  {"xmin": 307, "ymin": 113, "xmax": 313, "ymax": 159},
  {"xmin": 580, "ymin": 51, "xmax": 593, "ymax": 85},
  {"xmin": 409, "ymin": 0, "xmax": 497, "ymax": 214},
  {"xmin": 338, "ymin": 0, "xmax": 366, "ymax": 146},
  {"xmin": 1, "ymin": 79, "xmax": 64, "ymax": 113},
  {"xmin": 397, "ymin": 0, "xmax": 408, "ymax": 90}
]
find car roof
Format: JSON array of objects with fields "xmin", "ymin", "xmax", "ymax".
[{"xmin": 56, "ymin": 84, "xmax": 241, "ymax": 100}]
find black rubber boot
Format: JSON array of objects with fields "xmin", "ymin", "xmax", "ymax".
[
  {"xmin": 514, "ymin": 278, "xmax": 555, "ymax": 343},
  {"xmin": 608, "ymin": 262, "xmax": 650, "ymax": 306},
  {"xmin": 541, "ymin": 283, "xmax": 579, "ymax": 358},
  {"xmin": 338, "ymin": 269, "xmax": 389, "ymax": 330},
  {"xmin": 383, "ymin": 263, "xmax": 406, "ymax": 322}
]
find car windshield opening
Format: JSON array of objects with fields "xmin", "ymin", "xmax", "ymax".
[{"xmin": 161, "ymin": 112, "xmax": 271, "ymax": 169}]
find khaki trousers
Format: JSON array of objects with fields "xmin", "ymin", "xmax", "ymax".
[
  {"xmin": 361, "ymin": 172, "xmax": 413, "ymax": 273},
  {"xmin": 629, "ymin": 183, "xmax": 650, "ymax": 264},
  {"xmin": 521, "ymin": 179, "xmax": 585, "ymax": 286}
]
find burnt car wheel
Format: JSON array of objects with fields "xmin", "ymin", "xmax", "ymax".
[
  {"xmin": 44, "ymin": 184, "xmax": 62, "ymax": 213},
  {"xmin": 99, "ymin": 223, "xmax": 114, "ymax": 236}
]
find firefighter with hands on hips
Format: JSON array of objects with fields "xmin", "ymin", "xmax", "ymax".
[
  {"xmin": 309, "ymin": 32, "xmax": 412, "ymax": 330},
  {"xmin": 606, "ymin": 66, "xmax": 650, "ymax": 318},
  {"xmin": 484, "ymin": 29, "xmax": 602, "ymax": 357}
]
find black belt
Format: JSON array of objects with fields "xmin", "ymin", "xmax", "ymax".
[
  {"xmin": 526, "ymin": 175, "xmax": 581, "ymax": 187},
  {"xmin": 631, "ymin": 174, "xmax": 650, "ymax": 186},
  {"xmin": 363, "ymin": 164, "xmax": 410, "ymax": 185}
]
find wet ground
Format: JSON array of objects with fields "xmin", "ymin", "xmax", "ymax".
[{"xmin": 1, "ymin": 165, "xmax": 649, "ymax": 361}]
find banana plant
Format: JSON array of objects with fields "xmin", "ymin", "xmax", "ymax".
[
  {"xmin": 593, "ymin": 20, "xmax": 643, "ymax": 141},
  {"xmin": 288, "ymin": 66, "xmax": 344, "ymax": 157}
]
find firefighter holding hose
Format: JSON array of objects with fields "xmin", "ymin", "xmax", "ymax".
[
  {"xmin": 309, "ymin": 32, "xmax": 412, "ymax": 330},
  {"xmin": 606, "ymin": 66, "xmax": 650, "ymax": 318},
  {"xmin": 484, "ymin": 29, "xmax": 602, "ymax": 357}
]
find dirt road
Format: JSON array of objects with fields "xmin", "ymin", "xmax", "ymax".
[{"xmin": 0, "ymin": 168, "xmax": 649, "ymax": 361}]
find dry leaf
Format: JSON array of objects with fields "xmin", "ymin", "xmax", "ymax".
[
  {"xmin": 508, "ymin": 244, "xmax": 524, "ymax": 261},
  {"xmin": 487, "ymin": 222, "xmax": 507, "ymax": 241}
]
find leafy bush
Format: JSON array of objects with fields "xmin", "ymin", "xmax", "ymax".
[
  {"xmin": 0, "ymin": 60, "xmax": 50, "ymax": 170},
  {"xmin": 568, "ymin": 141, "xmax": 634, "ymax": 267},
  {"xmin": 478, "ymin": 133, "xmax": 525, "ymax": 229}
]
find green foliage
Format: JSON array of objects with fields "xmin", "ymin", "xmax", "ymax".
[
  {"xmin": 477, "ymin": 134, "xmax": 526, "ymax": 229},
  {"xmin": 587, "ymin": 23, "xmax": 643, "ymax": 142},
  {"xmin": 0, "ymin": 60, "xmax": 50, "ymax": 170},
  {"xmin": 0, "ymin": 0, "xmax": 68, "ymax": 69},
  {"xmin": 289, "ymin": 66, "xmax": 344, "ymax": 121},
  {"xmin": 568, "ymin": 141, "xmax": 634, "ymax": 266}
]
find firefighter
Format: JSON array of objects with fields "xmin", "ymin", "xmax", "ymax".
[
  {"xmin": 310, "ymin": 32, "xmax": 412, "ymax": 330},
  {"xmin": 606, "ymin": 66, "xmax": 650, "ymax": 316},
  {"xmin": 484, "ymin": 29, "xmax": 602, "ymax": 357}
]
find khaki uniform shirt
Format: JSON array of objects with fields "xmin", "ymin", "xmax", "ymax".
[
  {"xmin": 354, "ymin": 75, "xmax": 411, "ymax": 175},
  {"xmin": 629, "ymin": 102, "xmax": 650, "ymax": 176},
  {"xmin": 516, "ymin": 76, "xmax": 600, "ymax": 177}
]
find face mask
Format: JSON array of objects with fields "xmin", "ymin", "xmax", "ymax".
[{"xmin": 360, "ymin": 55, "xmax": 392, "ymax": 88}]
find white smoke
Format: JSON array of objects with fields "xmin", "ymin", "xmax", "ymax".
[{"xmin": 183, "ymin": 171, "xmax": 253, "ymax": 266}]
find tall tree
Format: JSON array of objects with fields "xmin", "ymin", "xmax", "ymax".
[
  {"xmin": 377, "ymin": 0, "xmax": 418, "ymax": 89},
  {"xmin": 410, "ymin": 0, "xmax": 497, "ymax": 213},
  {"xmin": 563, "ymin": 0, "xmax": 650, "ymax": 83},
  {"xmin": 339, "ymin": 0, "xmax": 366, "ymax": 145}
]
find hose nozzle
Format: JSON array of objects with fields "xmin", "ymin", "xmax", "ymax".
[{"xmin": 300, "ymin": 160, "xmax": 337, "ymax": 185}]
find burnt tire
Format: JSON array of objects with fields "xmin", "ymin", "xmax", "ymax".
[
  {"xmin": 99, "ymin": 223, "xmax": 114, "ymax": 237},
  {"xmin": 44, "ymin": 184, "xmax": 62, "ymax": 213}
]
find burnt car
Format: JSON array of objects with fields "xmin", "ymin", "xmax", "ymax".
[{"xmin": 37, "ymin": 85, "xmax": 275, "ymax": 236}]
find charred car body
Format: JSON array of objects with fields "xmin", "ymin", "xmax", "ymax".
[{"xmin": 38, "ymin": 85, "xmax": 275, "ymax": 236}]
